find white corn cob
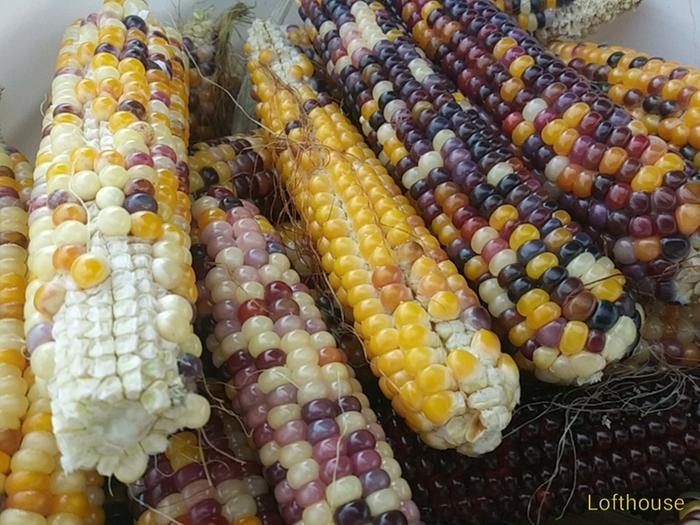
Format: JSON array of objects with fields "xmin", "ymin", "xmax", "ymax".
[{"xmin": 26, "ymin": 0, "xmax": 209, "ymax": 483}]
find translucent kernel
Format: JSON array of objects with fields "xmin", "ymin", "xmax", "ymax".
[
  {"xmin": 393, "ymin": 301, "xmax": 429, "ymax": 326},
  {"xmin": 559, "ymin": 321, "xmax": 589, "ymax": 355},
  {"xmin": 526, "ymin": 302, "xmax": 562, "ymax": 330},
  {"xmin": 516, "ymin": 289, "xmax": 549, "ymax": 317},
  {"xmin": 52, "ymin": 244, "xmax": 87, "ymax": 273},
  {"xmin": 509, "ymin": 224, "xmax": 540, "ymax": 250},
  {"xmin": 415, "ymin": 364, "xmax": 454, "ymax": 394},
  {"xmin": 130, "ymin": 211, "xmax": 163, "ymax": 240},
  {"xmin": 70, "ymin": 253, "xmax": 110, "ymax": 289},
  {"xmin": 427, "ymin": 291, "xmax": 461, "ymax": 320}
]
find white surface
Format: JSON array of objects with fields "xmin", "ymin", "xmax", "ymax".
[
  {"xmin": 587, "ymin": 0, "xmax": 700, "ymax": 66},
  {"xmin": 0, "ymin": 0, "xmax": 696, "ymax": 158}
]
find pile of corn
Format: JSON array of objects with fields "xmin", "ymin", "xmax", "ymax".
[
  {"xmin": 296, "ymin": 0, "xmax": 643, "ymax": 386},
  {"xmin": 387, "ymin": 0, "xmax": 700, "ymax": 307}
]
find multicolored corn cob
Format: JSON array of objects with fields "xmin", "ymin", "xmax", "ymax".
[
  {"xmin": 551, "ymin": 40, "xmax": 700, "ymax": 169},
  {"xmin": 182, "ymin": 7, "xmax": 221, "ymax": 142},
  {"xmin": 297, "ymin": 0, "xmax": 642, "ymax": 385},
  {"xmin": 492, "ymin": 0, "xmax": 574, "ymax": 32},
  {"xmin": 188, "ymin": 135, "xmax": 280, "ymax": 216},
  {"xmin": 314, "ymin": 291, "xmax": 700, "ymax": 524},
  {"xmin": 371, "ymin": 361, "xmax": 700, "ymax": 524},
  {"xmin": 131, "ymin": 398, "xmax": 283, "ymax": 525},
  {"xmin": 192, "ymin": 191, "xmax": 420, "ymax": 524},
  {"xmin": 26, "ymin": 0, "xmax": 209, "ymax": 482},
  {"xmin": 248, "ymin": 20, "xmax": 522, "ymax": 455},
  {"xmin": 0, "ymin": 147, "xmax": 31, "ymax": 517},
  {"xmin": 0, "ymin": 146, "xmax": 106, "ymax": 525},
  {"xmin": 640, "ymin": 300, "xmax": 700, "ymax": 368},
  {"xmin": 389, "ymin": 0, "xmax": 700, "ymax": 305},
  {"xmin": 0, "ymin": 145, "xmax": 32, "ymax": 462}
]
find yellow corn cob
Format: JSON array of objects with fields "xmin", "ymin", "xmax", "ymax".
[
  {"xmin": 25, "ymin": 0, "xmax": 208, "ymax": 483},
  {"xmin": 0, "ymin": 146, "xmax": 105, "ymax": 525},
  {"xmin": 246, "ymin": 21, "xmax": 520, "ymax": 456}
]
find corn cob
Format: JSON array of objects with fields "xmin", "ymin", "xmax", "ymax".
[
  {"xmin": 389, "ymin": 0, "xmax": 700, "ymax": 305},
  {"xmin": 182, "ymin": 7, "xmax": 221, "ymax": 142},
  {"xmin": 0, "ymin": 147, "xmax": 107, "ymax": 525},
  {"xmin": 27, "ymin": 0, "xmax": 209, "ymax": 482},
  {"xmin": 492, "ymin": 0, "xmax": 641, "ymax": 40},
  {"xmin": 188, "ymin": 135, "xmax": 280, "ymax": 216},
  {"xmin": 371, "ymin": 364, "xmax": 700, "ymax": 524},
  {"xmin": 0, "ymin": 144, "xmax": 32, "ymax": 463},
  {"xmin": 492, "ymin": 0, "xmax": 572, "ymax": 32},
  {"xmin": 192, "ymin": 191, "xmax": 421, "ymax": 524},
  {"xmin": 131, "ymin": 396, "xmax": 283, "ymax": 525},
  {"xmin": 248, "ymin": 20, "xmax": 521, "ymax": 455},
  {"xmin": 535, "ymin": 0, "xmax": 642, "ymax": 42},
  {"xmin": 640, "ymin": 300, "xmax": 700, "ymax": 368},
  {"xmin": 311, "ymin": 289, "xmax": 700, "ymax": 525},
  {"xmin": 297, "ymin": 0, "xmax": 643, "ymax": 384},
  {"xmin": 551, "ymin": 40, "xmax": 700, "ymax": 170}
]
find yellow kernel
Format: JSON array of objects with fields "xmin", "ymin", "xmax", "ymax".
[
  {"xmin": 393, "ymin": 301, "xmax": 429, "ymax": 326},
  {"xmin": 516, "ymin": 289, "xmax": 549, "ymax": 317},
  {"xmin": 398, "ymin": 381, "xmax": 424, "ymax": 412},
  {"xmin": 559, "ymin": 321, "xmax": 589, "ymax": 355},
  {"xmin": 525, "ymin": 252, "xmax": 558, "ymax": 279},
  {"xmin": 376, "ymin": 349, "xmax": 405, "ymax": 376},
  {"xmin": 70, "ymin": 253, "xmax": 110, "ymax": 289},
  {"xmin": 416, "ymin": 364, "xmax": 454, "ymax": 394},
  {"xmin": 525, "ymin": 301, "xmax": 562, "ymax": 330},
  {"xmin": 509, "ymin": 322, "xmax": 535, "ymax": 347},
  {"xmin": 427, "ymin": 291, "xmax": 461, "ymax": 320},
  {"xmin": 446, "ymin": 349, "xmax": 479, "ymax": 381},
  {"xmin": 398, "ymin": 324, "xmax": 431, "ymax": 349},
  {"xmin": 404, "ymin": 346, "xmax": 439, "ymax": 376},
  {"xmin": 422, "ymin": 392, "xmax": 454, "ymax": 425},
  {"xmin": 509, "ymin": 224, "xmax": 540, "ymax": 250},
  {"xmin": 470, "ymin": 328, "xmax": 502, "ymax": 363}
]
